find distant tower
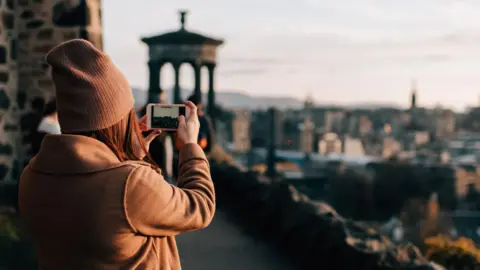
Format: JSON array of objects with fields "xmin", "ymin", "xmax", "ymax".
[
  {"xmin": 410, "ymin": 79, "xmax": 417, "ymax": 110},
  {"xmin": 304, "ymin": 92, "xmax": 314, "ymax": 110}
]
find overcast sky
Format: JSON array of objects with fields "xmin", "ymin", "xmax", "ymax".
[{"xmin": 102, "ymin": 0, "xmax": 480, "ymax": 110}]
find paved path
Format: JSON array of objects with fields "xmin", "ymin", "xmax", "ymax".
[{"xmin": 176, "ymin": 210, "xmax": 297, "ymax": 270}]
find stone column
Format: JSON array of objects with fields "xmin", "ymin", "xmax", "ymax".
[
  {"xmin": 16, "ymin": 0, "xmax": 103, "ymax": 168},
  {"xmin": 173, "ymin": 62, "xmax": 182, "ymax": 104},
  {"xmin": 207, "ymin": 64, "xmax": 216, "ymax": 127},
  {"xmin": 0, "ymin": 1, "xmax": 20, "ymax": 183},
  {"xmin": 147, "ymin": 61, "xmax": 162, "ymax": 103},
  {"xmin": 193, "ymin": 61, "xmax": 202, "ymax": 103}
]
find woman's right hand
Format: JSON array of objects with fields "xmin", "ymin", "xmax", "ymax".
[{"xmin": 177, "ymin": 101, "xmax": 200, "ymax": 145}]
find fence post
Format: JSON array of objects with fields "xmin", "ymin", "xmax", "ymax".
[{"xmin": 266, "ymin": 107, "xmax": 278, "ymax": 178}]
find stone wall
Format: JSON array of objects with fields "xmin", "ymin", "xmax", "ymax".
[
  {"xmin": 208, "ymin": 150, "xmax": 445, "ymax": 270},
  {"xmin": 0, "ymin": 0, "xmax": 20, "ymax": 183},
  {"xmin": 17, "ymin": 0, "xmax": 102, "ymax": 102},
  {"xmin": 0, "ymin": 0, "xmax": 103, "ymax": 182}
]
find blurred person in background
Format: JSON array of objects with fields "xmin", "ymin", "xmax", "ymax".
[
  {"xmin": 19, "ymin": 39, "xmax": 215, "ymax": 269},
  {"xmin": 173, "ymin": 94, "xmax": 215, "ymax": 179},
  {"xmin": 31, "ymin": 99, "xmax": 61, "ymax": 155},
  {"xmin": 175, "ymin": 94, "xmax": 215, "ymax": 153},
  {"xmin": 23, "ymin": 97, "xmax": 46, "ymax": 158}
]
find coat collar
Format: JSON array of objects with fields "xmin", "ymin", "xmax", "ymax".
[{"xmin": 29, "ymin": 134, "xmax": 123, "ymax": 175}]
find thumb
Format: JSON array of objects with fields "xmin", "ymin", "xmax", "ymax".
[
  {"xmin": 178, "ymin": 115, "xmax": 186, "ymax": 127},
  {"xmin": 144, "ymin": 130, "xmax": 162, "ymax": 144}
]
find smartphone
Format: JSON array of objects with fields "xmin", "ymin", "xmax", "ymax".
[{"xmin": 146, "ymin": 104, "xmax": 188, "ymax": 131}]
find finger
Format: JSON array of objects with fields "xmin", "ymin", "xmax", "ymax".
[
  {"xmin": 178, "ymin": 115, "xmax": 186, "ymax": 126},
  {"xmin": 139, "ymin": 115, "xmax": 147, "ymax": 124},
  {"xmin": 184, "ymin": 101, "xmax": 197, "ymax": 117},
  {"xmin": 144, "ymin": 129, "xmax": 162, "ymax": 144}
]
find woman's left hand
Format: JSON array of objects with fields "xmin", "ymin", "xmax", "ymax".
[
  {"xmin": 134, "ymin": 115, "xmax": 162, "ymax": 159},
  {"xmin": 139, "ymin": 115, "xmax": 148, "ymax": 131}
]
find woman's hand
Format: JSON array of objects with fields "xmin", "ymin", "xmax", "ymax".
[
  {"xmin": 139, "ymin": 115, "xmax": 148, "ymax": 131},
  {"xmin": 177, "ymin": 101, "xmax": 200, "ymax": 146},
  {"xmin": 134, "ymin": 115, "xmax": 162, "ymax": 159}
]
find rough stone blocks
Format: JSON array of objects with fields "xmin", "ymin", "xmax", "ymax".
[{"xmin": 0, "ymin": 0, "xmax": 103, "ymax": 182}]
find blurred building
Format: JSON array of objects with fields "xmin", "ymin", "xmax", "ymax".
[
  {"xmin": 358, "ymin": 115, "xmax": 373, "ymax": 136},
  {"xmin": 347, "ymin": 138, "xmax": 366, "ymax": 155},
  {"xmin": 324, "ymin": 111, "xmax": 345, "ymax": 133},
  {"xmin": 232, "ymin": 110, "xmax": 250, "ymax": 152},
  {"xmin": 250, "ymin": 109, "xmax": 284, "ymax": 148},
  {"xmin": 434, "ymin": 109, "xmax": 456, "ymax": 139},
  {"xmin": 319, "ymin": 132, "xmax": 342, "ymax": 154},
  {"xmin": 450, "ymin": 211, "xmax": 480, "ymax": 243},
  {"xmin": 414, "ymin": 131, "xmax": 431, "ymax": 146},
  {"xmin": 300, "ymin": 118, "xmax": 314, "ymax": 152},
  {"xmin": 281, "ymin": 118, "xmax": 299, "ymax": 150},
  {"xmin": 383, "ymin": 137, "xmax": 402, "ymax": 158}
]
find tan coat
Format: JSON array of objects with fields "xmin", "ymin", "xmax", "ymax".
[{"xmin": 19, "ymin": 134, "xmax": 215, "ymax": 270}]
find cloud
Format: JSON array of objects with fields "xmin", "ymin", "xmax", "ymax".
[
  {"xmin": 219, "ymin": 68, "xmax": 269, "ymax": 77},
  {"xmin": 222, "ymin": 57, "xmax": 282, "ymax": 65}
]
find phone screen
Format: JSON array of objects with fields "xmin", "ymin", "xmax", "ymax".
[{"xmin": 150, "ymin": 105, "xmax": 186, "ymax": 129}]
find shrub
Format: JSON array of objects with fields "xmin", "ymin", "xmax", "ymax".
[
  {"xmin": 0, "ymin": 209, "xmax": 37, "ymax": 269},
  {"xmin": 425, "ymin": 235, "xmax": 480, "ymax": 270}
]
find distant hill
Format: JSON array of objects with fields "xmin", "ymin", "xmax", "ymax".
[
  {"xmin": 132, "ymin": 88, "xmax": 304, "ymax": 110},
  {"xmin": 132, "ymin": 88, "xmax": 403, "ymax": 111}
]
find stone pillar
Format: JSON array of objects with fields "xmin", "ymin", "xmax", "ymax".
[
  {"xmin": 207, "ymin": 64, "xmax": 216, "ymax": 127},
  {"xmin": 147, "ymin": 61, "xmax": 162, "ymax": 103},
  {"xmin": 16, "ymin": 0, "xmax": 103, "ymax": 168},
  {"xmin": 173, "ymin": 62, "xmax": 182, "ymax": 104},
  {"xmin": 193, "ymin": 61, "xmax": 202, "ymax": 103},
  {"xmin": 0, "ymin": 1, "xmax": 20, "ymax": 183}
]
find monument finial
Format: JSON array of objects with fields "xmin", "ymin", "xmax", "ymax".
[{"xmin": 179, "ymin": 10, "xmax": 188, "ymax": 30}]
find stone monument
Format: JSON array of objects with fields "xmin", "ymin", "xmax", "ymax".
[{"xmin": 141, "ymin": 10, "xmax": 224, "ymax": 123}]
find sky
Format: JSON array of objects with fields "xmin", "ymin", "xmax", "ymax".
[{"xmin": 102, "ymin": 0, "xmax": 480, "ymax": 111}]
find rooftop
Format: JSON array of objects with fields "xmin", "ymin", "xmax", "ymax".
[{"xmin": 141, "ymin": 10, "xmax": 224, "ymax": 46}]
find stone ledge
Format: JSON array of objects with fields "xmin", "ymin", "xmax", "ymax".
[{"xmin": 210, "ymin": 162, "xmax": 445, "ymax": 270}]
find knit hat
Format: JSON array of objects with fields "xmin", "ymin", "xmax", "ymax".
[{"xmin": 45, "ymin": 39, "xmax": 134, "ymax": 133}]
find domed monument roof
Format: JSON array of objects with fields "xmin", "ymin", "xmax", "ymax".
[{"xmin": 141, "ymin": 10, "xmax": 224, "ymax": 46}]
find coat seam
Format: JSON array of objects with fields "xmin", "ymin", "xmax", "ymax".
[{"xmin": 123, "ymin": 165, "xmax": 141, "ymax": 234}]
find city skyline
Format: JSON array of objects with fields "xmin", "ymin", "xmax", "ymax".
[{"xmin": 103, "ymin": 0, "xmax": 480, "ymax": 111}]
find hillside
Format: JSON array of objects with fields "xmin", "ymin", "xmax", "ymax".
[
  {"xmin": 132, "ymin": 88, "xmax": 304, "ymax": 110},
  {"xmin": 132, "ymin": 88, "xmax": 402, "ymax": 111}
]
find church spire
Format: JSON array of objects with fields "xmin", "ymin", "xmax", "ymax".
[
  {"xmin": 410, "ymin": 79, "xmax": 417, "ymax": 109},
  {"xmin": 304, "ymin": 92, "xmax": 314, "ymax": 109}
]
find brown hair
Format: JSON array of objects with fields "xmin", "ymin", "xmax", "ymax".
[{"xmin": 70, "ymin": 108, "xmax": 157, "ymax": 166}]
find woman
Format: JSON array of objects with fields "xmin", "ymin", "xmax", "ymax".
[{"xmin": 18, "ymin": 39, "xmax": 215, "ymax": 269}]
